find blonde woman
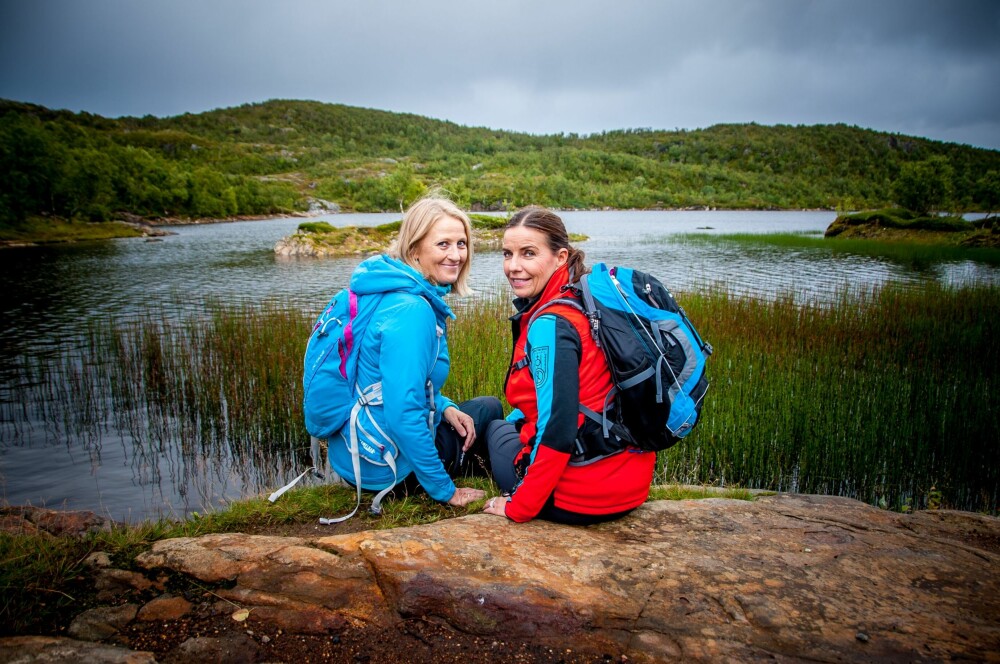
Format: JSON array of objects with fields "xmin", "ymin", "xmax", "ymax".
[{"xmin": 327, "ymin": 195, "xmax": 501, "ymax": 511}]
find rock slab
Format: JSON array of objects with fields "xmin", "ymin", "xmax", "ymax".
[
  {"xmin": 0, "ymin": 636, "xmax": 156, "ymax": 663},
  {"xmin": 3, "ymin": 494, "xmax": 999, "ymax": 662}
]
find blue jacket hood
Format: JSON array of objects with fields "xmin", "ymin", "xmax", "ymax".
[{"xmin": 350, "ymin": 254, "xmax": 455, "ymax": 321}]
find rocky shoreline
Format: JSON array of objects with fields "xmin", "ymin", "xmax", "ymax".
[{"xmin": 2, "ymin": 494, "xmax": 998, "ymax": 663}]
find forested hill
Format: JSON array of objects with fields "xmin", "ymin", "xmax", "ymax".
[{"xmin": 2, "ymin": 97, "xmax": 999, "ymax": 224}]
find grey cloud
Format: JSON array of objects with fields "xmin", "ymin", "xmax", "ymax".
[{"xmin": 1, "ymin": 0, "xmax": 997, "ymax": 148}]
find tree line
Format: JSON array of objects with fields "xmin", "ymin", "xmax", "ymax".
[{"xmin": 2, "ymin": 98, "xmax": 999, "ymax": 227}]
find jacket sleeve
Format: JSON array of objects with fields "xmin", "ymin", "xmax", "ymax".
[
  {"xmin": 505, "ymin": 314, "xmax": 581, "ymax": 522},
  {"xmin": 505, "ymin": 408, "xmax": 525, "ymax": 423},
  {"xmin": 435, "ymin": 391, "xmax": 457, "ymax": 419},
  {"xmin": 378, "ymin": 298, "xmax": 456, "ymax": 503}
]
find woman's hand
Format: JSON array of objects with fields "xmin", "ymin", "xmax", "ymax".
[
  {"xmin": 444, "ymin": 406, "xmax": 476, "ymax": 452},
  {"xmin": 447, "ymin": 486, "xmax": 485, "ymax": 507},
  {"xmin": 482, "ymin": 495, "xmax": 509, "ymax": 517}
]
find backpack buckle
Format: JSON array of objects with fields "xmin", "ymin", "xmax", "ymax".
[{"xmin": 586, "ymin": 310, "xmax": 602, "ymax": 346}]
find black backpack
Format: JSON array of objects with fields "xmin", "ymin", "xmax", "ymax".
[{"xmin": 529, "ymin": 263, "xmax": 712, "ymax": 456}]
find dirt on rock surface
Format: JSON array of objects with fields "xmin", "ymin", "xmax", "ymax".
[
  {"xmin": 3, "ymin": 495, "xmax": 1000, "ymax": 663},
  {"xmin": 118, "ymin": 609, "xmax": 615, "ymax": 663}
]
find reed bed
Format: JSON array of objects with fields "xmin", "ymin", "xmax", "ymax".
[
  {"xmin": 672, "ymin": 281, "xmax": 999, "ymax": 512},
  {"xmin": 676, "ymin": 231, "xmax": 1000, "ymax": 267},
  {"xmin": 446, "ymin": 289, "xmax": 513, "ymax": 405},
  {"xmin": 2, "ymin": 280, "xmax": 997, "ymax": 514},
  {"xmin": 1, "ymin": 300, "xmax": 316, "ymax": 498}
]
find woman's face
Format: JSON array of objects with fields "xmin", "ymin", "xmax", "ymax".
[
  {"xmin": 412, "ymin": 215, "xmax": 468, "ymax": 286},
  {"xmin": 502, "ymin": 226, "xmax": 568, "ymax": 299}
]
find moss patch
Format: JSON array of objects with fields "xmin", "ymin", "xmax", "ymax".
[
  {"xmin": 289, "ymin": 220, "xmax": 400, "ymax": 255},
  {"xmin": 0, "ymin": 217, "xmax": 147, "ymax": 246}
]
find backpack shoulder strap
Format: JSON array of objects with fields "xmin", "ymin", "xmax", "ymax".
[
  {"xmin": 526, "ymin": 296, "xmax": 584, "ymax": 327},
  {"xmin": 520, "ymin": 290, "xmax": 621, "ymax": 440},
  {"xmin": 511, "ymin": 296, "xmax": 584, "ymax": 371},
  {"xmin": 574, "ymin": 274, "xmax": 604, "ymax": 347}
]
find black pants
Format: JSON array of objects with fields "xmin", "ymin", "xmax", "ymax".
[
  {"xmin": 394, "ymin": 396, "xmax": 503, "ymax": 497},
  {"xmin": 485, "ymin": 418, "xmax": 524, "ymax": 494}
]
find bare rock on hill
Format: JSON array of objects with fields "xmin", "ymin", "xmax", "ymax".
[{"xmin": 126, "ymin": 493, "xmax": 1000, "ymax": 662}]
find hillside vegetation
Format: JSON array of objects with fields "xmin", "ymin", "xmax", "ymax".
[{"xmin": 2, "ymin": 98, "xmax": 1000, "ymax": 228}]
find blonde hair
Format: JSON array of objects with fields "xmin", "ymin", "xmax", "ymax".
[{"xmin": 389, "ymin": 195, "xmax": 474, "ymax": 296}]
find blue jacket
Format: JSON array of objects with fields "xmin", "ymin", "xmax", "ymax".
[{"xmin": 327, "ymin": 254, "xmax": 458, "ymax": 502}]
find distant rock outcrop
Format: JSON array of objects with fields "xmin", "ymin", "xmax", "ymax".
[
  {"xmin": 825, "ymin": 208, "xmax": 998, "ymax": 246},
  {"xmin": 274, "ymin": 225, "xmax": 396, "ymax": 258},
  {"xmin": 274, "ymin": 223, "xmax": 505, "ymax": 258}
]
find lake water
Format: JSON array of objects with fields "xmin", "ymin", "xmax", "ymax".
[{"xmin": 2, "ymin": 210, "xmax": 997, "ymax": 521}]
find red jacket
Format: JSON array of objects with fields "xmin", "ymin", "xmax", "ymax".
[{"xmin": 503, "ymin": 264, "xmax": 655, "ymax": 522}]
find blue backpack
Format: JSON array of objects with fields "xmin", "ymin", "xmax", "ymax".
[
  {"xmin": 531, "ymin": 263, "xmax": 712, "ymax": 454},
  {"xmin": 270, "ymin": 288, "xmax": 399, "ymax": 522},
  {"xmin": 302, "ymin": 288, "xmax": 374, "ymax": 440}
]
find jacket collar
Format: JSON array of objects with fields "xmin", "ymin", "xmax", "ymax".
[
  {"xmin": 351, "ymin": 254, "xmax": 455, "ymax": 321},
  {"xmin": 512, "ymin": 263, "xmax": 573, "ymax": 319}
]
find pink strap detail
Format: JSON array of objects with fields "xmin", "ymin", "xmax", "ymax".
[{"xmin": 338, "ymin": 290, "xmax": 358, "ymax": 379}]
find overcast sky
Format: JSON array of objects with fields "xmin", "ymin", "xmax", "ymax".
[{"xmin": 2, "ymin": 0, "xmax": 998, "ymax": 150}]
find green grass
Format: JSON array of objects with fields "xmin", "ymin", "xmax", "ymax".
[
  {"xmin": 446, "ymin": 292, "xmax": 513, "ymax": 403},
  {"xmin": 831, "ymin": 208, "xmax": 974, "ymax": 233},
  {"xmin": 469, "ymin": 213, "xmax": 508, "ymax": 230},
  {"xmin": 671, "ymin": 281, "xmax": 999, "ymax": 512},
  {"xmin": 647, "ymin": 485, "xmax": 763, "ymax": 501},
  {"xmin": 296, "ymin": 220, "xmax": 338, "ymax": 234},
  {"xmin": 675, "ymin": 230, "xmax": 1000, "ymax": 266},
  {"xmin": 0, "ymin": 217, "xmax": 145, "ymax": 244}
]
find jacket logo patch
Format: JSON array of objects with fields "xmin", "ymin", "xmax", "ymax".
[{"xmin": 530, "ymin": 346, "xmax": 549, "ymax": 387}]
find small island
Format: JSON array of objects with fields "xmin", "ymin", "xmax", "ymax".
[
  {"xmin": 0, "ymin": 216, "xmax": 172, "ymax": 248},
  {"xmin": 825, "ymin": 208, "xmax": 998, "ymax": 247},
  {"xmin": 275, "ymin": 213, "xmax": 588, "ymax": 258}
]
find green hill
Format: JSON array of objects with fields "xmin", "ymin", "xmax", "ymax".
[{"xmin": 2, "ymin": 98, "xmax": 999, "ymax": 227}]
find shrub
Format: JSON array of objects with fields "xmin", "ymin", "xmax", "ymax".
[{"xmin": 297, "ymin": 221, "xmax": 336, "ymax": 234}]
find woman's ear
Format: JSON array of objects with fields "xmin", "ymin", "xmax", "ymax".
[{"xmin": 556, "ymin": 247, "xmax": 569, "ymax": 266}]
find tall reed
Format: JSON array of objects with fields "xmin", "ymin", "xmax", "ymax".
[
  {"xmin": 671, "ymin": 281, "xmax": 999, "ymax": 511},
  {"xmin": 445, "ymin": 290, "xmax": 513, "ymax": 405},
  {"xmin": 3, "ymin": 280, "xmax": 997, "ymax": 513},
  {"xmin": 2, "ymin": 300, "xmax": 316, "ymax": 497}
]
